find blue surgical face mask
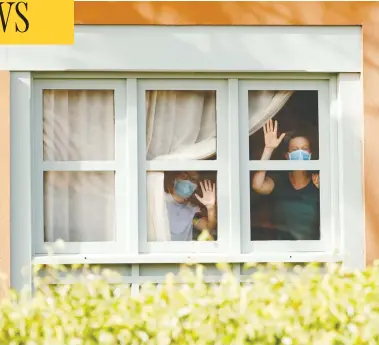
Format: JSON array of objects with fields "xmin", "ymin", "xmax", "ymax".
[
  {"xmin": 174, "ymin": 179, "xmax": 197, "ymax": 198},
  {"xmin": 288, "ymin": 149, "xmax": 311, "ymax": 161}
]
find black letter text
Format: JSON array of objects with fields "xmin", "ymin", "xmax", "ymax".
[
  {"xmin": 15, "ymin": 1, "xmax": 28, "ymax": 33},
  {"xmin": 0, "ymin": 2, "xmax": 14, "ymax": 32}
]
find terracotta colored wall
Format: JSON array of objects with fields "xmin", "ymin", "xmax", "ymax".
[{"xmin": 2, "ymin": 2, "xmax": 379, "ymax": 285}]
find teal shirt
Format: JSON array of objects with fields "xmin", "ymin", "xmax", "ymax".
[{"xmin": 270, "ymin": 173, "xmax": 320, "ymax": 240}]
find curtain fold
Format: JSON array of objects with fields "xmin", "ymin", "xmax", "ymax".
[
  {"xmin": 248, "ymin": 91, "xmax": 293, "ymax": 136},
  {"xmin": 147, "ymin": 90, "xmax": 293, "ymax": 241}
]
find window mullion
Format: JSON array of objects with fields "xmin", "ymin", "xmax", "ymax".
[
  {"xmin": 42, "ymin": 161, "xmax": 117, "ymax": 171},
  {"xmin": 227, "ymin": 79, "xmax": 241, "ymax": 255},
  {"xmin": 126, "ymin": 78, "xmax": 140, "ymax": 255},
  {"xmin": 146, "ymin": 160, "xmax": 219, "ymax": 171},
  {"xmin": 329, "ymin": 76, "xmax": 340, "ymax": 256},
  {"xmin": 248, "ymin": 160, "xmax": 320, "ymax": 171},
  {"xmin": 114, "ymin": 80, "xmax": 128, "ymax": 252},
  {"xmin": 317, "ymin": 82, "xmax": 334, "ymax": 252},
  {"xmin": 32, "ymin": 82, "xmax": 45, "ymax": 256},
  {"xmin": 239, "ymin": 81, "xmax": 251, "ymax": 253}
]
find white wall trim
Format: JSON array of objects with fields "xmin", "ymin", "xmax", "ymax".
[
  {"xmin": 32, "ymin": 253, "xmax": 344, "ymax": 265},
  {"xmin": 32, "ymin": 72, "xmax": 336, "ymax": 80},
  {"xmin": 337, "ymin": 73, "xmax": 365, "ymax": 269},
  {"xmin": 0, "ymin": 26, "xmax": 362, "ymax": 72},
  {"xmin": 10, "ymin": 72, "xmax": 33, "ymax": 291}
]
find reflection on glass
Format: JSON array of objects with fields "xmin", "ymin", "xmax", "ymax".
[
  {"xmin": 145, "ymin": 90, "xmax": 217, "ymax": 160},
  {"xmin": 250, "ymin": 170, "xmax": 320, "ymax": 241},
  {"xmin": 147, "ymin": 171, "xmax": 217, "ymax": 242},
  {"xmin": 43, "ymin": 90, "xmax": 115, "ymax": 161},
  {"xmin": 44, "ymin": 171, "xmax": 115, "ymax": 242},
  {"xmin": 249, "ymin": 90, "xmax": 319, "ymax": 160}
]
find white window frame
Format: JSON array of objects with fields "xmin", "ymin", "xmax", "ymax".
[
  {"xmin": 32, "ymin": 79, "xmax": 128, "ymax": 254},
  {"xmin": 10, "ymin": 72, "xmax": 364, "ymax": 291},
  {"xmin": 239, "ymin": 79, "xmax": 336, "ymax": 253}
]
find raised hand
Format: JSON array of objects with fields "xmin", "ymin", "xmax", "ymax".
[
  {"xmin": 263, "ymin": 119, "xmax": 286, "ymax": 150},
  {"xmin": 195, "ymin": 180, "xmax": 216, "ymax": 208}
]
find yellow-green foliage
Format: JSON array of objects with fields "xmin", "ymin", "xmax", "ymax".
[{"xmin": 1, "ymin": 262, "xmax": 379, "ymax": 345}]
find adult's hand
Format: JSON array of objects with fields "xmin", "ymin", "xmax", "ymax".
[{"xmin": 263, "ymin": 119, "xmax": 286, "ymax": 150}]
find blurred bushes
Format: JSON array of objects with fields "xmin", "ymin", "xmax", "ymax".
[{"xmin": 0, "ymin": 262, "xmax": 379, "ymax": 345}]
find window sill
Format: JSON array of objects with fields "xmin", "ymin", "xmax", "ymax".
[{"xmin": 32, "ymin": 252, "xmax": 343, "ymax": 265}]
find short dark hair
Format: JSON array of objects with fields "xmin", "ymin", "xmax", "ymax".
[{"xmin": 283, "ymin": 130, "xmax": 312, "ymax": 150}]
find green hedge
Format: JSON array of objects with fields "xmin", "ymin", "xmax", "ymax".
[{"xmin": 1, "ymin": 262, "xmax": 379, "ymax": 345}]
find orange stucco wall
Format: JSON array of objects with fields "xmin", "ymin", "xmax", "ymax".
[{"xmin": 1, "ymin": 2, "xmax": 379, "ymax": 287}]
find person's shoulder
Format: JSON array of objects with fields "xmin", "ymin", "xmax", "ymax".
[
  {"xmin": 165, "ymin": 192, "xmax": 174, "ymax": 203},
  {"xmin": 183, "ymin": 202, "xmax": 200, "ymax": 213}
]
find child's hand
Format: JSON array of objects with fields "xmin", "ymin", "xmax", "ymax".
[{"xmin": 195, "ymin": 180, "xmax": 216, "ymax": 207}]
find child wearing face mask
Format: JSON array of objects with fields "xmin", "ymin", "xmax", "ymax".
[
  {"xmin": 251, "ymin": 119, "xmax": 320, "ymax": 241},
  {"xmin": 165, "ymin": 171, "xmax": 217, "ymax": 241}
]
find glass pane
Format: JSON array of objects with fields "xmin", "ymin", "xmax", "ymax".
[
  {"xmin": 147, "ymin": 171, "xmax": 217, "ymax": 241},
  {"xmin": 43, "ymin": 89, "xmax": 115, "ymax": 161},
  {"xmin": 44, "ymin": 171, "xmax": 115, "ymax": 242},
  {"xmin": 145, "ymin": 90, "xmax": 217, "ymax": 160},
  {"xmin": 249, "ymin": 90, "xmax": 319, "ymax": 160},
  {"xmin": 250, "ymin": 170, "xmax": 320, "ymax": 241}
]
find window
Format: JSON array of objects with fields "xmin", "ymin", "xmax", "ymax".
[
  {"xmin": 22, "ymin": 74, "xmax": 359, "ymax": 266},
  {"xmin": 239, "ymin": 80, "xmax": 335, "ymax": 253},
  {"xmin": 33, "ymin": 80, "xmax": 127, "ymax": 254},
  {"xmin": 138, "ymin": 80, "xmax": 228, "ymax": 253}
]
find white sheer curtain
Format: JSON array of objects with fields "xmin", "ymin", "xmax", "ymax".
[
  {"xmin": 147, "ymin": 90, "xmax": 293, "ymax": 241},
  {"xmin": 146, "ymin": 91, "xmax": 217, "ymax": 160},
  {"xmin": 43, "ymin": 90, "xmax": 115, "ymax": 242}
]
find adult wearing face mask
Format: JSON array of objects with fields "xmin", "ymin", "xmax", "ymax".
[
  {"xmin": 165, "ymin": 171, "xmax": 217, "ymax": 241},
  {"xmin": 251, "ymin": 119, "xmax": 320, "ymax": 241}
]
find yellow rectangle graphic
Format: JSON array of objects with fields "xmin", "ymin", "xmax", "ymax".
[{"xmin": 0, "ymin": 0, "xmax": 74, "ymax": 44}]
